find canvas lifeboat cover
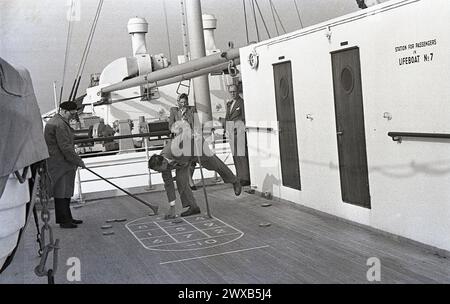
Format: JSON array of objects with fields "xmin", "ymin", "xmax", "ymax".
[{"xmin": 0, "ymin": 57, "xmax": 49, "ymax": 196}]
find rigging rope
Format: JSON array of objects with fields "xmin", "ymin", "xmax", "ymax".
[
  {"xmin": 60, "ymin": 0, "xmax": 76, "ymax": 105},
  {"xmin": 270, "ymin": 0, "xmax": 287, "ymax": 34},
  {"xmin": 80, "ymin": 0, "xmax": 103, "ymax": 77},
  {"xmin": 251, "ymin": 0, "xmax": 261, "ymax": 42},
  {"xmin": 242, "ymin": 0, "xmax": 250, "ymax": 44},
  {"xmin": 162, "ymin": 0, "xmax": 173, "ymax": 63},
  {"xmin": 254, "ymin": 0, "xmax": 271, "ymax": 39},
  {"xmin": 70, "ymin": 0, "xmax": 104, "ymax": 102},
  {"xmin": 293, "ymin": 0, "xmax": 304, "ymax": 28},
  {"xmin": 268, "ymin": 0, "xmax": 280, "ymax": 36}
]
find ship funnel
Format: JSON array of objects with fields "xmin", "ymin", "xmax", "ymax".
[
  {"xmin": 202, "ymin": 14, "xmax": 219, "ymax": 55},
  {"xmin": 127, "ymin": 17, "xmax": 148, "ymax": 56}
]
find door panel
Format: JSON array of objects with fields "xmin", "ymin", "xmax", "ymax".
[
  {"xmin": 331, "ymin": 47, "xmax": 371, "ymax": 208},
  {"xmin": 273, "ymin": 61, "xmax": 301, "ymax": 190}
]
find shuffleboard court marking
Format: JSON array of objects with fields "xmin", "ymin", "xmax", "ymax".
[
  {"xmin": 126, "ymin": 215, "xmax": 245, "ymax": 252},
  {"xmin": 153, "ymin": 221, "xmax": 179, "ymax": 243},
  {"xmin": 159, "ymin": 245, "xmax": 270, "ymax": 265},
  {"xmin": 141, "ymin": 232, "xmax": 242, "ymax": 247}
]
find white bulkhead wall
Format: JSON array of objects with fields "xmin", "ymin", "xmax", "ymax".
[{"xmin": 240, "ymin": 0, "xmax": 450, "ymax": 251}]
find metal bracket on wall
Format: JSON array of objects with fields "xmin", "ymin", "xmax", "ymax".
[
  {"xmin": 246, "ymin": 126, "xmax": 275, "ymax": 133},
  {"xmin": 388, "ymin": 132, "xmax": 450, "ymax": 143}
]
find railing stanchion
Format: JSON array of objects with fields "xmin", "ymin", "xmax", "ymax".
[
  {"xmin": 144, "ymin": 137, "xmax": 153, "ymax": 190},
  {"xmin": 212, "ymin": 129, "xmax": 219, "ymax": 183},
  {"xmin": 76, "ymin": 167, "xmax": 85, "ymax": 204}
]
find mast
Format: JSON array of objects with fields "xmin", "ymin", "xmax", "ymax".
[
  {"xmin": 100, "ymin": 48, "xmax": 239, "ymax": 94},
  {"xmin": 53, "ymin": 81, "xmax": 59, "ymax": 112},
  {"xmin": 185, "ymin": 0, "xmax": 212, "ymax": 124},
  {"xmin": 180, "ymin": 0, "xmax": 190, "ymax": 62}
]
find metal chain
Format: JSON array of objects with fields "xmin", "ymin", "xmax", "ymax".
[
  {"xmin": 34, "ymin": 162, "xmax": 60, "ymax": 284},
  {"xmin": 32, "ymin": 206, "xmax": 43, "ymax": 257}
]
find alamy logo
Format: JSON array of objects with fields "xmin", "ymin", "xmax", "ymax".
[
  {"xmin": 366, "ymin": 257, "xmax": 381, "ymax": 282},
  {"xmin": 66, "ymin": 257, "xmax": 81, "ymax": 282}
]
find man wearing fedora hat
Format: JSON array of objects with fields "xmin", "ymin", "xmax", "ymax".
[{"xmin": 44, "ymin": 101, "xmax": 85, "ymax": 228}]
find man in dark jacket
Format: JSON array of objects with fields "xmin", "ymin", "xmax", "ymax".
[
  {"xmin": 168, "ymin": 93, "xmax": 199, "ymax": 190},
  {"xmin": 221, "ymin": 84, "xmax": 250, "ymax": 186},
  {"xmin": 44, "ymin": 101, "xmax": 85, "ymax": 228},
  {"xmin": 168, "ymin": 93, "xmax": 198, "ymax": 134}
]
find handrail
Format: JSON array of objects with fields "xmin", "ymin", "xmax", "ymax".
[
  {"xmin": 388, "ymin": 132, "xmax": 450, "ymax": 142},
  {"xmin": 246, "ymin": 126, "xmax": 274, "ymax": 132},
  {"xmin": 74, "ymin": 131, "xmax": 233, "ymax": 145},
  {"xmin": 75, "ymin": 129, "xmax": 237, "ymax": 200},
  {"xmin": 74, "ymin": 131, "xmax": 171, "ymax": 144},
  {"xmin": 79, "ymin": 158, "xmax": 235, "ymax": 183},
  {"xmin": 81, "ymin": 161, "xmax": 236, "ymax": 184},
  {"xmin": 82, "ymin": 173, "xmax": 150, "ymax": 183},
  {"xmin": 86, "ymin": 159, "xmax": 148, "ymax": 169},
  {"xmin": 212, "ymin": 125, "xmax": 275, "ymax": 133}
]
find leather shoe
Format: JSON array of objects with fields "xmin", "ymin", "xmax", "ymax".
[
  {"xmin": 190, "ymin": 185, "xmax": 198, "ymax": 191},
  {"xmin": 181, "ymin": 206, "xmax": 201, "ymax": 217},
  {"xmin": 233, "ymin": 180, "xmax": 242, "ymax": 196},
  {"xmin": 164, "ymin": 214, "xmax": 176, "ymax": 220},
  {"xmin": 164, "ymin": 207, "xmax": 177, "ymax": 220},
  {"xmin": 72, "ymin": 219, "xmax": 83, "ymax": 224},
  {"xmin": 60, "ymin": 223, "xmax": 78, "ymax": 229}
]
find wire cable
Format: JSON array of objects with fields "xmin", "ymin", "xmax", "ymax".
[
  {"xmin": 251, "ymin": 0, "xmax": 261, "ymax": 42},
  {"xmin": 70, "ymin": 0, "xmax": 104, "ymax": 102},
  {"xmin": 60, "ymin": 0, "xmax": 76, "ymax": 104},
  {"xmin": 293, "ymin": 0, "xmax": 304, "ymax": 28},
  {"xmin": 162, "ymin": 0, "xmax": 173, "ymax": 63},
  {"xmin": 254, "ymin": 0, "xmax": 271, "ymax": 39},
  {"xmin": 268, "ymin": 0, "xmax": 280, "ymax": 36},
  {"xmin": 69, "ymin": 0, "xmax": 102, "ymax": 101},
  {"xmin": 75, "ymin": 0, "xmax": 101, "ymax": 80},
  {"xmin": 242, "ymin": 0, "xmax": 250, "ymax": 44},
  {"xmin": 80, "ymin": 0, "xmax": 103, "ymax": 76},
  {"xmin": 271, "ymin": 0, "xmax": 287, "ymax": 34}
]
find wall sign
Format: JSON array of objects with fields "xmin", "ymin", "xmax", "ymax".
[{"xmin": 395, "ymin": 39, "xmax": 437, "ymax": 66}]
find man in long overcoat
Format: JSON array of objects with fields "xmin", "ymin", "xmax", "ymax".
[{"xmin": 44, "ymin": 101, "xmax": 85, "ymax": 228}]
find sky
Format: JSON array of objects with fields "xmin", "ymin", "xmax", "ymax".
[{"xmin": 0, "ymin": 0, "xmax": 386, "ymax": 113}]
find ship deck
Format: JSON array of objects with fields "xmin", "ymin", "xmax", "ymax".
[{"xmin": 1, "ymin": 183, "xmax": 449, "ymax": 284}]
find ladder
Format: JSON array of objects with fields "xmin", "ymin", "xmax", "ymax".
[{"xmin": 176, "ymin": 79, "xmax": 191, "ymax": 96}]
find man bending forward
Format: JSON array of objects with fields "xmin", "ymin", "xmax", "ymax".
[{"xmin": 148, "ymin": 132, "xmax": 242, "ymax": 218}]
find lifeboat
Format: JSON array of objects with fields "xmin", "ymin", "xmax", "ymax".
[{"xmin": 0, "ymin": 57, "xmax": 49, "ymax": 272}]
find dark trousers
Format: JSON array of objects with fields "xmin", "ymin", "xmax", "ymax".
[
  {"xmin": 232, "ymin": 155, "xmax": 250, "ymax": 183},
  {"xmin": 52, "ymin": 170, "xmax": 76, "ymax": 224},
  {"xmin": 162, "ymin": 155, "xmax": 238, "ymax": 209},
  {"xmin": 199, "ymin": 154, "xmax": 238, "ymax": 184},
  {"xmin": 227, "ymin": 127, "xmax": 250, "ymax": 183},
  {"xmin": 162, "ymin": 165, "xmax": 197, "ymax": 209},
  {"xmin": 54, "ymin": 198, "xmax": 73, "ymax": 224}
]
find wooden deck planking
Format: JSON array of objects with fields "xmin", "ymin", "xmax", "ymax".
[
  {"xmin": 220, "ymin": 190, "xmax": 450, "ymax": 282},
  {"xmin": 1, "ymin": 183, "xmax": 449, "ymax": 284}
]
